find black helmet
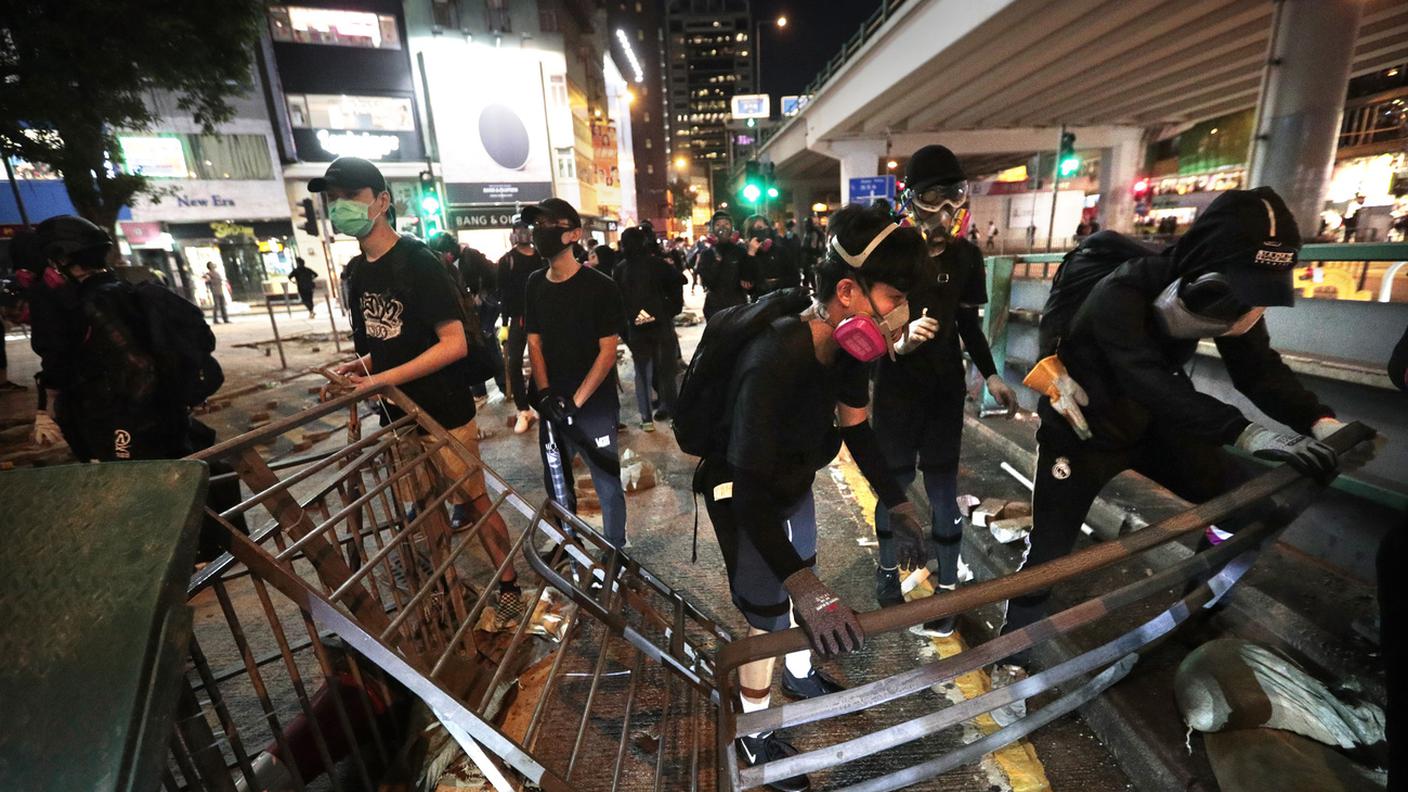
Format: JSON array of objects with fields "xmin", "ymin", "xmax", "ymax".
[
  {"xmin": 427, "ymin": 231, "xmax": 458, "ymax": 255},
  {"xmin": 7, "ymin": 230, "xmax": 46, "ymax": 274},
  {"xmin": 903, "ymin": 145, "xmax": 965, "ymax": 193},
  {"xmin": 35, "ymin": 215, "xmax": 112, "ymax": 261}
]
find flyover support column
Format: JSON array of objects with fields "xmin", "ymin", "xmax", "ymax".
[
  {"xmin": 824, "ymin": 139, "xmax": 887, "ymax": 206},
  {"xmin": 1246, "ymin": 0, "xmax": 1363, "ymax": 234},
  {"xmin": 1097, "ymin": 128, "xmax": 1145, "ymax": 234}
]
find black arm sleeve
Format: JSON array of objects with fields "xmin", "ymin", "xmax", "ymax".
[
  {"xmin": 1391, "ymin": 323, "xmax": 1408, "ymax": 393},
  {"xmin": 348, "ymin": 274, "xmax": 367, "ymax": 356},
  {"xmin": 955, "ymin": 306, "xmax": 999, "ymax": 379},
  {"xmin": 732, "ymin": 473, "xmax": 809, "ymax": 581},
  {"xmin": 840, "ymin": 422, "xmax": 906, "ymax": 508},
  {"xmin": 1215, "ymin": 319, "xmax": 1334, "ymax": 434}
]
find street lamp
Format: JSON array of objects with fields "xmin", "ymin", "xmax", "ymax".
[
  {"xmin": 674, "ymin": 156, "xmax": 688, "ymax": 172},
  {"xmin": 886, "ymin": 160, "xmax": 898, "ymax": 170},
  {"xmin": 754, "ymin": 15, "xmax": 788, "ymax": 94}
]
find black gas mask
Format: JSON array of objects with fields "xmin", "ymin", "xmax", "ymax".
[
  {"xmin": 1153, "ymin": 273, "xmax": 1259, "ymax": 339},
  {"xmin": 904, "ymin": 180, "xmax": 969, "ymax": 253}
]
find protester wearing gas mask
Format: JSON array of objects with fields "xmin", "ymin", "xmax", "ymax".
[
  {"xmin": 742, "ymin": 213, "xmax": 800, "ymax": 299},
  {"xmin": 497, "ymin": 222, "xmax": 547, "ymax": 433},
  {"xmin": 996, "ymin": 187, "xmax": 1362, "ymax": 716},
  {"xmin": 696, "ymin": 202, "xmax": 930, "ymax": 791},
  {"xmin": 868, "ymin": 146, "xmax": 1018, "ymax": 637},
  {"xmin": 697, "ymin": 210, "xmax": 750, "ymax": 319}
]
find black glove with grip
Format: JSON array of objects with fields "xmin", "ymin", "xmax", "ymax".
[
  {"xmin": 783, "ymin": 568, "xmax": 864, "ymax": 656},
  {"xmin": 1235, "ymin": 424, "xmax": 1338, "ymax": 481},
  {"xmin": 535, "ymin": 391, "xmax": 576, "ymax": 426},
  {"xmin": 887, "ymin": 501, "xmax": 930, "ymax": 571}
]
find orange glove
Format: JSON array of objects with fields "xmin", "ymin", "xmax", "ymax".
[{"xmin": 1023, "ymin": 355, "xmax": 1091, "ymax": 440}]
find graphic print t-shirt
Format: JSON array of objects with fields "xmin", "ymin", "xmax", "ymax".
[{"xmin": 349, "ymin": 236, "xmax": 475, "ymax": 430}]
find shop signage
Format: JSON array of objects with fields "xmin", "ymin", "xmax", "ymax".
[
  {"xmin": 119, "ymin": 221, "xmax": 164, "ymax": 245},
  {"xmin": 315, "ymin": 129, "xmax": 402, "ymax": 160},
  {"xmin": 448, "ymin": 207, "xmax": 519, "ymax": 230}
]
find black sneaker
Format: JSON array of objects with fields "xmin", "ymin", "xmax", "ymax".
[
  {"xmin": 735, "ymin": 732, "xmax": 810, "ymax": 792},
  {"xmin": 875, "ymin": 566, "xmax": 903, "ymax": 608},
  {"xmin": 781, "ymin": 667, "xmax": 847, "ymax": 700}
]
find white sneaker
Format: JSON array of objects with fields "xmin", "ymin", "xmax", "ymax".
[
  {"xmin": 513, "ymin": 410, "xmax": 534, "ymax": 434},
  {"xmin": 988, "ymin": 663, "xmax": 1029, "ymax": 727}
]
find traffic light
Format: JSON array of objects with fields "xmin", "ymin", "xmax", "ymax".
[
  {"xmin": 742, "ymin": 161, "xmax": 762, "ymax": 205},
  {"xmin": 1057, "ymin": 131, "xmax": 1079, "ymax": 178},
  {"xmin": 764, "ymin": 162, "xmax": 778, "ymax": 199},
  {"xmin": 298, "ymin": 197, "xmax": 318, "ymax": 236},
  {"xmin": 418, "ymin": 170, "xmax": 443, "ymax": 233}
]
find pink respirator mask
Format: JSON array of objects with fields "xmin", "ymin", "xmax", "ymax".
[{"xmin": 828, "ymin": 224, "xmax": 910, "ymax": 362}]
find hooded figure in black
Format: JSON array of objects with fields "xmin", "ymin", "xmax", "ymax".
[
  {"xmin": 697, "ymin": 210, "xmax": 750, "ymax": 319},
  {"xmin": 742, "ymin": 213, "xmax": 798, "ymax": 299},
  {"xmin": 1000, "ymin": 188, "xmax": 1351, "ymax": 676}
]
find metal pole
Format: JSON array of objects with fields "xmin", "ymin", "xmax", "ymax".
[
  {"xmin": 3, "ymin": 153, "xmax": 31, "ymax": 228},
  {"xmin": 324, "ymin": 287, "xmax": 342, "ymax": 353},
  {"xmin": 282, "ymin": 281, "xmax": 294, "ymax": 317},
  {"xmin": 1045, "ymin": 124, "xmax": 1064, "ymax": 252},
  {"xmin": 266, "ymin": 299, "xmax": 288, "ymax": 369}
]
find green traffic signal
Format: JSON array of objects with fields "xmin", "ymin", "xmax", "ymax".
[
  {"xmin": 1058, "ymin": 156, "xmax": 1079, "ymax": 177},
  {"xmin": 742, "ymin": 183, "xmax": 762, "ymax": 203},
  {"xmin": 421, "ymin": 194, "xmax": 441, "ymax": 214},
  {"xmin": 766, "ymin": 186, "xmax": 779, "ymax": 199}
]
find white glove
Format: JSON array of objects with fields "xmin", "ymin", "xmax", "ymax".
[
  {"xmin": 1310, "ymin": 417, "xmax": 1344, "ymax": 442},
  {"xmin": 894, "ymin": 309, "xmax": 940, "ymax": 355},
  {"xmin": 33, "ymin": 410, "xmax": 62, "ymax": 446},
  {"xmin": 1023, "ymin": 356, "xmax": 1092, "ymax": 440}
]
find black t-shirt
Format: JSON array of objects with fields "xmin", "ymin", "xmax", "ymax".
[
  {"xmin": 497, "ymin": 248, "xmax": 545, "ymax": 321},
  {"xmin": 727, "ymin": 317, "xmax": 869, "ymax": 502},
  {"xmin": 349, "ymin": 236, "xmax": 475, "ymax": 430},
  {"xmin": 523, "ymin": 264, "xmax": 624, "ymax": 407},
  {"xmin": 873, "ymin": 238, "xmax": 988, "ymax": 391}
]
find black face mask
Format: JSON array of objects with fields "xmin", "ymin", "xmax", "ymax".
[
  {"xmin": 749, "ymin": 227, "xmax": 770, "ymax": 241},
  {"xmin": 532, "ymin": 225, "xmax": 572, "ymax": 259}
]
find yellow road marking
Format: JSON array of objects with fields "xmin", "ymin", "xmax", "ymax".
[{"xmin": 830, "ymin": 450, "xmax": 1053, "ymax": 792}]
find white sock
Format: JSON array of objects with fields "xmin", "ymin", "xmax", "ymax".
[
  {"xmin": 784, "ymin": 649, "xmax": 813, "ymax": 678},
  {"xmin": 740, "ymin": 693, "xmax": 770, "ymax": 714}
]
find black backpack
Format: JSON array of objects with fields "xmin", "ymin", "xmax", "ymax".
[
  {"xmin": 1038, "ymin": 231, "xmax": 1158, "ymax": 358},
  {"xmin": 673, "ymin": 287, "xmax": 812, "ymax": 458},
  {"xmin": 132, "ymin": 281, "xmax": 224, "ymax": 407}
]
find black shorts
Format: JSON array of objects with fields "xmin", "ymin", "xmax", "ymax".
[
  {"xmin": 872, "ymin": 375, "xmax": 967, "ymax": 472},
  {"xmin": 701, "ymin": 461, "xmax": 817, "ymax": 632}
]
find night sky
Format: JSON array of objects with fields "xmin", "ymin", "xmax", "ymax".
[{"xmin": 752, "ymin": 0, "xmax": 886, "ymax": 100}]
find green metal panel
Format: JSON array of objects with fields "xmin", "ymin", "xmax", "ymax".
[
  {"xmin": 0, "ymin": 461, "xmax": 209, "ymax": 792},
  {"xmin": 981, "ymin": 256, "xmax": 1016, "ymax": 414},
  {"xmin": 1300, "ymin": 242, "xmax": 1408, "ymax": 262}
]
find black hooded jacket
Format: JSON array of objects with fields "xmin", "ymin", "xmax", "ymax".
[{"xmin": 1058, "ymin": 200, "xmax": 1332, "ymax": 449}]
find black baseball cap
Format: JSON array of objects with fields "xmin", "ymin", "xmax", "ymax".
[
  {"xmin": 904, "ymin": 145, "xmax": 966, "ymax": 193},
  {"xmin": 1174, "ymin": 187, "xmax": 1301, "ymax": 307},
  {"xmin": 307, "ymin": 157, "xmax": 388, "ymax": 194},
  {"xmin": 518, "ymin": 197, "xmax": 581, "ymax": 228}
]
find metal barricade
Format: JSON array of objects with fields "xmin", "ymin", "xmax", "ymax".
[
  {"xmin": 165, "ymin": 380, "xmax": 1370, "ymax": 791},
  {"xmin": 166, "ymin": 384, "xmax": 726, "ymax": 791}
]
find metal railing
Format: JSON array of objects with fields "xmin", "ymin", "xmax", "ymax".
[
  {"xmin": 166, "ymin": 381, "xmax": 1372, "ymax": 791},
  {"xmin": 1337, "ymin": 85, "xmax": 1408, "ymax": 157}
]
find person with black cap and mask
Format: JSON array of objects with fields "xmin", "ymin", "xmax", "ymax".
[
  {"xmin": 318, "ymin": 157, "xmax": 522, "ymax": 620},
  {"xmin": 498, "ymin": 222, "xmax": 546, "ymax": 433},
  {"xmin": 520, "ymin": 197, "xmax": 629, "ymax": 549},
  {"xmin": 742, "ymin": 213, "xmax": 798, "ymax": 299},
  {"xmin": 994, "ymin": 187, "xmax": 1356, "ymax": 717},
  {"xmin": 870, "ymin": 145, "xmax": 1018, "ymax": 637},
  {"xmin": 697, "ymin": 210, "xmax": 751, "ymax": 319}
]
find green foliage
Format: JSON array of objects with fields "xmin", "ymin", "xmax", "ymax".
[{"xmin": 0, "ymin": 0, "xmax": 268, "ymax": 234}]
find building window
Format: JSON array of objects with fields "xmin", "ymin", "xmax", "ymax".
[
  {"xmin": 286, "ymin": 94, "xmax": 415, "ymax": 131},
  {"xmin": 647, "ymin": 163, "xmax": 654, "ymax": 175},
  {"xmin": 538, "ymin": 0, "xmax": 558, "ymax": 32},
  {"xmin": 554, "ymin": 147, "xmax": 576, "ymax": 180},
  {"xmin": 432, "ymin": 0, "xmax": 457, "ymax": 29},
  {"xmin": 644, "ymin": 138, "xmax": 652, "ymax": 149},
  {"xmin": 118, "ymin": 133, "xmax": 275, "ymax": 181},
  {"xmin": 486, "ymin": 0, "xmax": 511, "ymax": 32},
  {"xmin": 643, "ymin": 111, "xmax": 650, "ymax": 123},
  {"xmin": 268, "ymin": 6, "xmax": 401, "ymax": 49}
]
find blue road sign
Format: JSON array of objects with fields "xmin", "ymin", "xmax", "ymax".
[{"xmin": 848, "ymin": 175, "xmax": 895, "ymax": 206}]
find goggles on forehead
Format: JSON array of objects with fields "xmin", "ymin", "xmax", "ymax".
[{"xmin": 907, "ymin": 180, "xmax": 969, "ymax": 213}]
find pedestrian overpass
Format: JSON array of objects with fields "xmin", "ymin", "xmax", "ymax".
[{"xmin": 759, "ymin": 0, "xmax": 1408, "ymax": 229}]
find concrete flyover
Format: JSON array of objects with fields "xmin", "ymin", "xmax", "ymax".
[{"xmin": 760, "ymin": 0, "xmax": 1408, "ymax": 222}]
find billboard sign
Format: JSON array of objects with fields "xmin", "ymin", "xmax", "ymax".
[
  {"xmin": 780, "ymin": 95, "xmax": 811, "ymax": 117},
  {"xmin": 730, "ymin": 94, "xmax": 770, "ymax": 120},
  {"xmin": 426, "ymin": 44, "xmax": 554, "ymax": 205}
]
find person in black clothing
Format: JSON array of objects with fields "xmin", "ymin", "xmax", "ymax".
[
  {"xmin": 428, "ymin": 233, "xmax": 505, "ymax": 401},
  {"xmin": 872, "ymin": 146, "xmax": 1018, "ymax": 638},
  {"xmin": 700, "ymin": 203, "xmax": 932, "ymax": 791},
  {"xmin": 497, "ymin": 222, "xmax": 546, "ymax": 433},
  {"xmin": 316, "ymin": 157, "xmax": 521, "ymax": 620},
  {"xmin": 997, "ymin": 188, "xmax": 1355, "ymax": 701},
  {"xmin": 291, "ymin": 257, "xmax": 318, "ymax": 318},
  {"xmin": 697, "ymin": 210, "xmax": 750, "ymax": 319},
  {"xmin": 743, "ymin": 214, "xmax": 799, "ymax": 299},
  {"xmin": 521, "ymin": 197, "xmax": 629, "ymax": 548},
  {"xmin": 616, "ymin": 226, "xmax": 687, "ymax": 431}
]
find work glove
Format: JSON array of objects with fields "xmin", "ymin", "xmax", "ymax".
[
  {"xmin": 1022, "ymin": 355, "xmax": 1091, "ymax": 440},
  {"xmin": 496, "ymin": 325, "xmax": 509, "ymax": 343},
  {"xmin": 887, "ymin": 501, "xmax": 930, "ymax": 570},
  {"xmin": 1235, "ymin": 423, "xmax": 1338, "ymax": 481},
  {"xmin": 535, "ymin": 392, "xmax": 577, "ymax": 426},
  {"xmin": 985, "ymin": 374, "xmax": 1019, "ymax": 417},
  {"xmin": 1311, "ymin": 417, "xmax": 1381, "ymax": 468},
  {"xmin": 783, "ymin": 568, "xmax": 864, "ymax": 656},
  {"xmin": 32, "ymin": 410, "xmax": 62, "ymax": 446},
  {"xmin": 894, "ymin": 309, "xmax": 940, "ymax": 355}
]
